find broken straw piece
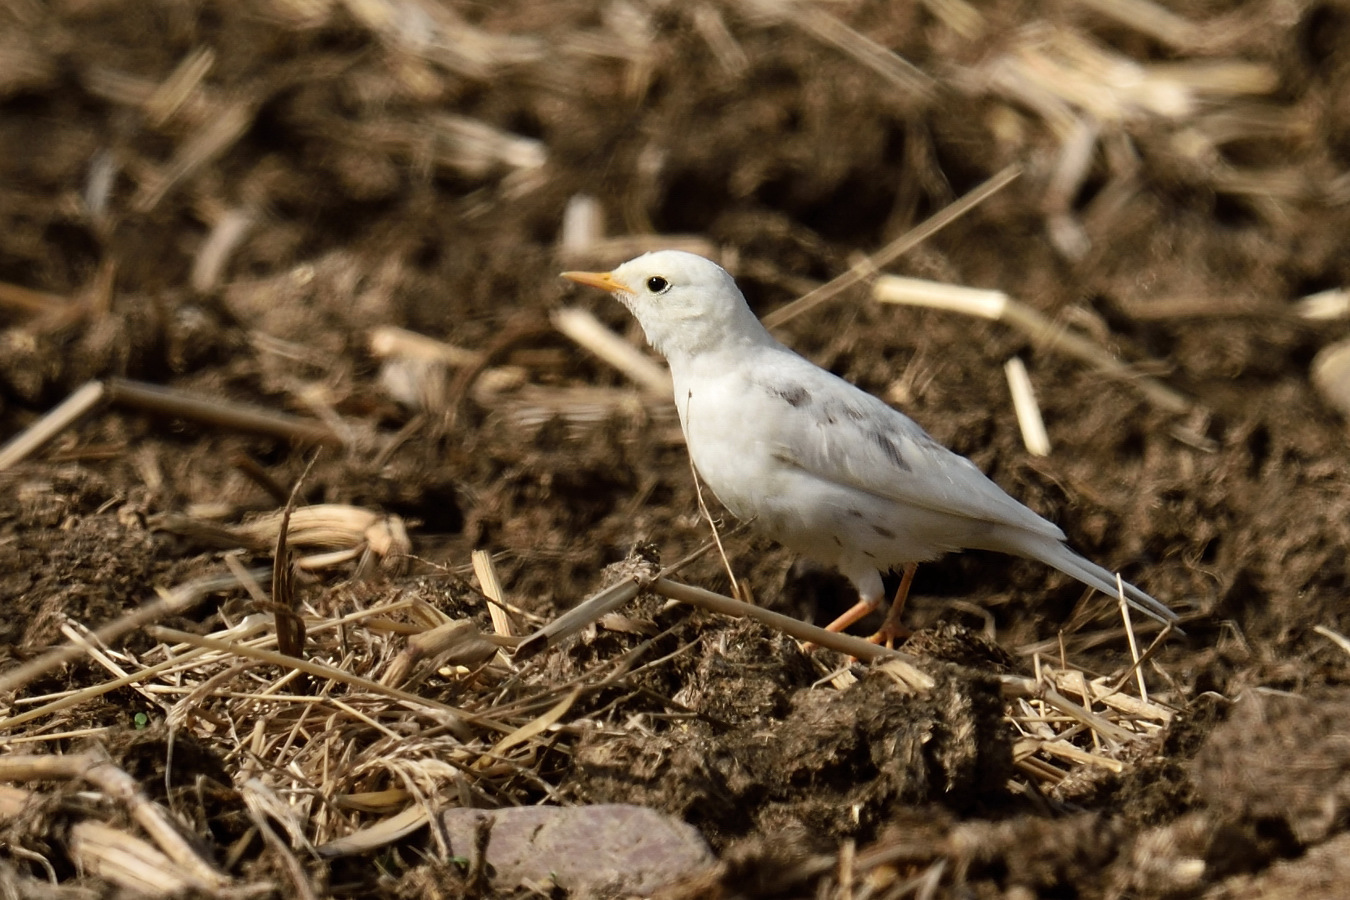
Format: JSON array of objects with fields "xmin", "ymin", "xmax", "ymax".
[
  {"xmin": 873, "ymin": 275, "xmax": 1192, "ymax": 415},
  {"xmin": 0, "ymin": 380, "xmax": 106, "ymax": 471},
  {"xmin": 874, "ymin": 276, "xmax": 1009, "ymax": 319},
  {"xmin": 558, "ymin": 194, "xmax": 605, "ymax": 258},
  {"xmin": 1296, "ymin": 287, "xmax": 1350, "ymax": 321},
  {"xmin": 369, "ymin": 325, "xmax": 483, "ymax": 367},
  {"xmin": 1005, "ymin": 357, "xmax": 1051, "ymax": 456},
  {"xmin": 552, "ymin": 307, "xmax": 673, "ymax": 396},
  {"xmin": 1075, "ymin": 0, "xmax": 1201, "ymax": 48},
  {"xmin": 106, "ymin": 377, "xmax": 343, "ymax": 446}
]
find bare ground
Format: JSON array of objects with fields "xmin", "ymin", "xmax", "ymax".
[{"xmin": 3, "ymin": 0, "xmax": 1350, "ymax": 897}]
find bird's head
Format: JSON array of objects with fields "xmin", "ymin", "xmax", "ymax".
[{"xmin": 562, "ymin": 250, "xmax": 768, "ymax": 361}]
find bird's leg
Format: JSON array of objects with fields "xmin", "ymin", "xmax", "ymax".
[
  {"xmin": 799, "ymin": 584, "xmax": 882, "ymax": 653},
  {"xmin": 822, "ymin": 596, "xmax": 881, "ymax": 635},
  {"xmin": 868, "ymin": 562, "xmax": 918, "ymax": 647}
]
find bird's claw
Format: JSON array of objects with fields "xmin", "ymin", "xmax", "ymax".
[{"xmin": 865, "ymin": 624, "xmax": 911, "ymax": 649}]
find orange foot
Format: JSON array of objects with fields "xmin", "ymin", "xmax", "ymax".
[
  {"xmin": 865, "ymin": 622, "xmax": 913, "ymax": 649},
  {"xmin": 807, "ymin": 561, "xmax": 919, "ymax": 652}
]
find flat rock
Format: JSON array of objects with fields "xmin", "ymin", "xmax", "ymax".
[{"xmin": 441, "ymin": 803, "xmax": 714, "ymax": 895}]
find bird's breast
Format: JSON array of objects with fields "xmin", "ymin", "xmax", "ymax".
[{"xmin": 671, "ymin": 366, "xmax": 784, "ymax": 517}]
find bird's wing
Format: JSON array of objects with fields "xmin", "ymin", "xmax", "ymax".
[{"xmin": 752, "ymin": 356, "xmax": 1065, "ymax": 541}]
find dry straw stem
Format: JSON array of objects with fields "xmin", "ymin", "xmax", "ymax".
[
  {"xmin": 0, "ymin": 279, "xmax": 73, "ymax": 316},
  {"xmin": 999, "ymin": 677, "xmax": 1138, "ymax": 745},
  {"xmin": 478, "ymin": 688, "xmax": 581, "ymax": 770},
  {"xmin": 1075, "ymin": 0, "xmax": 1202, "ymax": 49},
  {"xmin": 513, "ymin": 577, "xmax": 645, "ymax": 661},
  {"xmin": 1003, "ymin": 357, "xmax": 1050, "ymax": 457},
  {"xmin": 1297, "ymin": 287, "xmax": 1350, "ymax": 320},
  {"xmin": 155, "ymin": 505, "xmax": 410, "ymax": 573},
  {"xmin": 558, "ymin": 194, "xmax": 604, "ymax": 258},
  {"xmin": 516, "ymin": 527, "xmax": 928, "ymax": 684},
  {"xmin": 471, "ymin": 549, "xmax": 520, "ymax": 670},
  {"xmin": 689, "ymin": 460, "xmax": 744, "ymax": 601},
  {"xmin": 0, "ymin": 751, "xmax": 229, "ymax": 889},
  {"xmin": 1104, "ymin": 623, "xmax": 1172, "ymax": 697},
  {"xmin": 82, "ymin": 61, "xmax": 196, "ymax": 115},
  {"xmin": 1018, "ymin": 614, "xmax": 1171, "ymax": 659},
  {"xmin": 1117, "ymin": 576, "xmax": 1149, "ymax": 704},
  {"xmin": 981, "ymin": 27, "xmax": 1278, "ymax": 137},
  {"xmin": 1020, "ymin": 736, "xmax": 1125, "ymax": 773},
  {"xmin": 472, "ymin": 382, "xmax": 680, "ymax": 435},
  {"xmin": 69, "ymin": 821, "xmax": 216, "ymax": 895},
  {"xmin": 552, "ymin": 307, "xmax": 674, "ymax": 397},
  {"xmin": 873, "ymin": 276, "xmax": 1194, "ymax": 415},
  {"xmin": 515, "ymin": 535, "xmax": 1157, "ymax": 756},
  {"xmin": 763, "ymin": 164, "xmax": 1021, "ymax": 328},
  {"xmin": 57, "ymin": 621, "xmax": 161, "ymax": 709},
  {"xmin": 1114, "ymin": 293, "xmax": 1293, "ymax": 321},
  {"xmin": 514, "ymin": 522, "xmax": 756, "ymax": 659},
  {"xmin": 921, "ymin": 0, "xmax": 984, "ymax": 39},
  {"xmin": 233, "ymin": 504, "xmax": 410, "ymax": 562},
  {"xmin": 143, "ymin": 46, "xmax": 214, "ymax": 127},
  {"xmin": 691, "ymin": 4, "xmax": 751, "ymax": 75},
  {"xmin": 369, "ymin": 325, "xmax": 483, "ymax": 368},
  {"xmin": 380, "ymin": 620, "xmax": 498, "ymax": 689},
  {"xmin": 1176, "ymin": 104, "xmax": 1313, "ymax": 159},
  {"xmin": 242, "ymin": 787, "xmax": 318, "ymax": 900},
  {"xmin": 4, "ymin": 727, "xmax": 113, "ymax": 747},
  {"xmin": 422, "ymin": 113, "xmax": 546, "ymax": 178},
  {"xmin": 135, "ymin": 99, "xmax": 255, "ymax": 211},
  {"xmin": 1013, "ymin": 750, "xmax": 1068, "ymax": 784},
  {"xmin": 192, "ymin": 207, "xmax": 255, "ymax": 292},
  {"xmin": 741, "ymin": 0, "xmax": 933, "ymax": 97},
  {"xmin": 342, "ymin": 0, "xmax": 545, "ymax": 78},
  {"xmin": 106, "ymin": 377, "xmax": 343, "ymax": 447},
  {"xmin": 649, "ymin": 577, "xmax": 934, "ymax": 690},
  {"xmin": 471, "ymin": 549, "xmax": 516, "ymax": 639},
  {"xmin": 0, "ymin": 642, "xmax": 222, "ymax": 733},
  {"xmin": 333, "ymin": 789, "xmax": 411, "ymax": 814},
  {"xmin": 316, "ymin": 804, "xmax": 431, "ymax": 859},
  {"xmin": 144, "ymin": 625, "xmax": 507, "ymax": 735},
  {"xmin": 1051, "ymin": 668, "xmax": 1173, "ymax": 724},
  {"xmin": 0, "ymin": 380, "xmax": 106, "ymax": 471},
  {"xmin": 1208, "ymin": 166, "xmax": 1313, "ymax": 204},
  {"xmin": 1004, "ymin": 620, "xmax": 1177, "ymax": 783},
  {"xmin": 1314, "ymin": 624, "xmax": 1350, "ymax": 659},
  {"xmin": 0, "ymin": 567, "xmax": 266, "ymax": 699}
]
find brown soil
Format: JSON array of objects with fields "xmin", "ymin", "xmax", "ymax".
[{"xmin": 3, "ymin": 0, "xmax": 1350, "ymax": 897}]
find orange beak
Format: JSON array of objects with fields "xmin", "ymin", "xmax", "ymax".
[{"xmin": 561, "ymin": 270, "xmax": 630, "ymax": 294}]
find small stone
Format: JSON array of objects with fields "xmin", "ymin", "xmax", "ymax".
[{"xmin": 441, "ymin": 804, "xmax": 714, "ymax": 895}]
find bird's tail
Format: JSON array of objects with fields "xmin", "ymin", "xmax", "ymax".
[{"xmin": 992, "ymin": 533, "xmax": 1179, "ymax": 629}]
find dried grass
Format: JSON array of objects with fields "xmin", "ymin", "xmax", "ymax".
[
  {"xmin": 0, "ymin": 0, "xmax": 1273, "ymax": 893},
  {"xmin": 0, "ymin": 515, "xmax": 1180, "ymax": 895}
]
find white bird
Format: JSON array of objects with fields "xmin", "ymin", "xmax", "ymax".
[{"xmin": 562, "ymin": 250, "xmax": 1177, "ymax": 643}]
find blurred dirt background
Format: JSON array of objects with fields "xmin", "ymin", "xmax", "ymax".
[{"xmin": 3, "ymin": 0, "xmax": 1350, "ymax": 896}]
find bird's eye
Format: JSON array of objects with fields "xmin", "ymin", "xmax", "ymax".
[{"xmin": 646, "ymin": 276, "xmax": 670, "ymax": 294}]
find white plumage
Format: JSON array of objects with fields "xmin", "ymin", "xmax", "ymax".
[{"xmin": 563, "ymin": 250, "xmax": 1176, "ymax": 640}]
